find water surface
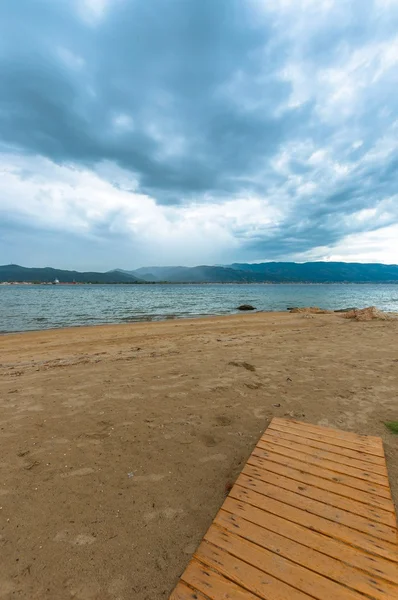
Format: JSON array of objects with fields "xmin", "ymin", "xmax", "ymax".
[{"xmin": 1, "ymin": 283, "xmax": 397, "ymax": 333}]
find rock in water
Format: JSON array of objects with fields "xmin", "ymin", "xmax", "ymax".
[{"xmin": 237, "ymin": 304, "xmax": 256, "ymax": 311}]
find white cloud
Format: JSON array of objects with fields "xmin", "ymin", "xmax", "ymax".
[
  {"xmin": 1, "ymin": 155, "xmax": 280, "ymax": 266},
  {"xmin": 76, "ymin": 0, "xmax": 121, "ymax": 24},
  {"xmin": 298, "ymin": 224, "xmax": 398, "ymax": 263}
]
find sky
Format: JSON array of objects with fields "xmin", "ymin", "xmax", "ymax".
[{"xmin": 1, "ymin": 0, "xmax": 398, "ymax": 270}]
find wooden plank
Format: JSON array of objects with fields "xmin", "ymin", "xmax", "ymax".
[
  {"xmin": 271, "ymin": 418, "xmax": 382, "ymax": 447},
  {"xmin": 203, "ymin": 525, "xmax": 366, "ymax": 600},
  {"xmin": 242, "ymin": 462, "xmax": 396, "ymax": 528},
  {"xmin": 264, "ymin": 427, "xmax": 386, "ymax": 467},
  {"xmin": 230, "ymin": 485, "xmax": 398, "ymax": 561},
  {"xmin": 170, "ymin": 582, "xmax": 211, "ymax": 600},
  {"xmin": 261, "ymin": 431, "xmax": 388, "ymax": 476},
  {"xmin": 195, "ymin": 539, "xmax": 312, "ymax": 600},
  {"xmin": 247, "ymin": 454, "xmax": 395, "ymax": 513},
  {"xmin": 215, "ymin": 510, "xmax": 398, "ymax": 600},
  {"xmin": 222, "ymin": 497, "xmax": 398, "ymax": 585},
  {"xmin": 170, "ymin": 419, "xmax": 398, "ymax": 600},
  {"xmin": 237, "ymin": 471, "xmax": 396, "ymax": 541},
  {"xmin": 256, "ymin": 439, "xmax": 389, "ymax": 488},
  {"xmin": 181, "ymin": 559, "xmax": 261, "ymax": 600},
  {"xmin": 251, "ymin": 447, "xmax": 392, "ymax": 499},
  {"xmin": 269, "ymin": 421, "xmax": 384, "ymax": 457}
]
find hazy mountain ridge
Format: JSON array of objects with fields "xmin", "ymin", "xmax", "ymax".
[
  {"xmin": 0, "ymin": 265, "xmax": 141, "ymax": 283},
  {"xmin": 129, "ymin": 262, "xmax": 398, "ymax": 283},
  {"xmin": 2, "ymin": 262, "xmax": 398, "ymax": 284}
]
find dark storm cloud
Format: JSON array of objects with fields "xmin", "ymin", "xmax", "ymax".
[
  {"xmin": 0, "ymin": 0, "xmax": 296, "ymax": 201},
  {"xmin": 1, "ymin": 0, "xmax": 398, "ymax": 265}
]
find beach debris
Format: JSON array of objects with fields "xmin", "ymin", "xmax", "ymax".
[
  {"xmin": 285, "ymin": 411, "xmax": 305, "ymax": 418},
  {"xmin": 334, "ymin": 307, "xmax": 358, "ymax": 313},
  {"xmin": 340, "ymin": 306, "xmax": 391, "ymax": 321},
  {"xmin": 272, "ymin": 403, "xmax": 281, "ymax": 408},
  {"xmin": 237, "ymin": 304, "xmax": 256, "ymax": 311},
  {"xmin": 229, "ymin": 361, "xmax": 256, "ymax": 372},
  {"xmin": 286, "ymin": 377, "xmax": 292, "ymax": 382},
  {"xmin": 244, "ymin": 382, "xmax": 263, "ymax": 389},
  {"xmin": 24, "ymin": 460, "xmax": 40, "ymax": 471},
  {"xmin": 127, "ymin": 472, "xmax": 134, "ymax": 478},
  {"xmin": 224, "ymin": 481, "xmax": 234, "ymax": 494}
]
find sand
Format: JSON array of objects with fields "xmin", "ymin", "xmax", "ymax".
[{"xmin": 0, "ymin": 312, "xmax": 397, "ymax": 599}]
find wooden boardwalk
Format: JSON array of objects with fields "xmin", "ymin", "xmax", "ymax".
[{"xmin": 170, "ymin": 417, "xmax": 398, "ymax": 600}]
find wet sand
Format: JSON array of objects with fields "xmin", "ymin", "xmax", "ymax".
[{"xmin": 0, "ymin": 312, "xmax": 397, "ymax": 599}]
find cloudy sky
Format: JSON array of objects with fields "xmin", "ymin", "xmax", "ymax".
[{"xmin": 1, "ymin": 0, "xmax": 398, "ymax": 270}]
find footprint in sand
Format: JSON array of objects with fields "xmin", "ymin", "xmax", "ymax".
[
  {"xmin": 63, "ymin": 398, "xmax": 87, "ymax": 408},
  {"xmin": 215, "ymin": 414, "xmax": 233, "ymax": 426},
  {"xmin": 200, "ymin": 433, "xmax": 218, "ymax": 447},
  {"xmin": 60, "ymin": 467, "xmax": 94, "ymax": 478},
  {"xmin": 144, "ymin": 508, "xmax": 184, "ymax": 523},
  {"xmin": 199, "ymin": 453, "xmax": 227, "ymax": 463},
  {"xmin": 54, "ymin": 531, "xmax": 96, "ymax": 546},
  {"xmin": 253, "ymin": 407, "xmax": 268, "ymax": 419},
  {"xmin": 73, "ymin": 534, "xmax": 96, "ymax": 546}
]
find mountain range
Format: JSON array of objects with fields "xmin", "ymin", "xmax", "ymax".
[
  {"xmin": 2, "ymin": 262, "xmax": 398, "ymax": 283},
  {"xmin": 0, "ymin": 264, "xmax": 141, "ymax": 283},
  {"xmin": 129, "ymin": 262, "xmax": 398, "ymax": 283}
]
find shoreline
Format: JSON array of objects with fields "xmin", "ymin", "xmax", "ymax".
[
  {"xmin": 0, "ymin": 310, "xmax": 296, "ymax": 339},
  {"xmin": 0, "ymin": 310, "xmax": 294, "ymax": 336},
  {"xmin": 3, "ymin": 280, "xmax": 398, "ymax": 285},
  {"xmin": 1, "ymin": 306, "xmax": 397, "ymax": 337}
]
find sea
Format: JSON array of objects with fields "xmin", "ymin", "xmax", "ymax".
[{"xmin": 1, "ymin": 283, "xmax": 398, "ymax": 333}]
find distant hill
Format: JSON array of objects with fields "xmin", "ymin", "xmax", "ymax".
[
  {"xmin": 131, "ymin": 262, "xmax": 398, "ymax": 283},
  {"xmin": 2, "ymin": 262, "xmax": 398, "ymax": 284},
  {"xmin": 131, "ymin": 265, "xmax": 257, "ymax": 282},
  {"xmin": 0, "ymin": 265, "xmax": 142, "ymax": 283},
  {"xmin": 228, "ymin": 262, "xmax": 398, "ymax": 283}
]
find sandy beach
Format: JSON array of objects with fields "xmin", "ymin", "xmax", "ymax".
[{"xmin": 1, "ymin": 311, "xmax": 397, "ymax": 599}]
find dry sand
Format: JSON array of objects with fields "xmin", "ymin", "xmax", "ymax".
[{"xmin": 0, "ymin": 312, "xmax": 397, "ymax": 599}]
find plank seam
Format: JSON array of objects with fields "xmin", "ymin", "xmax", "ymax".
[
  {"xmin": 196, "ymin": 537, "xmax": 320, "ymax": 600},
  {"xmin": 230, "ymin": 488, "xmax": 398, "ymax": 563},
  {"xmin": 220, "ymin": 506, "xmax": 398, "ymax": 585},
  {"xmin": 273, "ymin": 419, "xmax": 382, "ymax": 445},
  {"xmin": 246, "ymin": 456, "xmax": 395, "ymax": 513},
  {"xmin": 255, "ymin": 442, "xmax": 390, "ymax": 488},
  {"xmin": 191, "ymin": 551, "xmax": 268, "ymax": 600},
  {"xmin": 205, "ymin": 526, "xmax": 377, "ymax": 600},
  {"xmin": 250, "ymin": 450, "xmax": 392, "ymax": 499},
  {"xmin": 234, "ymin": 480, "xmax": 396, "ymax": 545},
  {"xmin": 261, "ymin": 434, "xmax": 388, "ymax": 476},
  {"xmin": 268, "ymin": 424, "xmax": 384, "ymax": 457},
  {"xmin": 263, "ymin": 430, "xmax": 386, "ymax": 467},
  {"xmin": 211, "ymin": 518, "xmax": 395, "ymax": 600},
  {"xmin": 242, "ymin": 467, "xmax": 395, "ymax": 526}
]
